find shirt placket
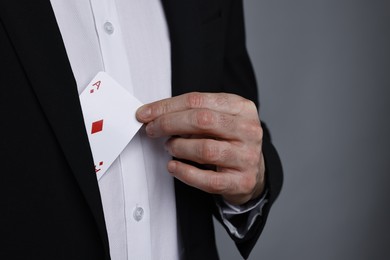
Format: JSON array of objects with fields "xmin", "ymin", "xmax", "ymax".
[{"xmin": 89, "ymin": 0, "xmax": 152, "ymax": 259}]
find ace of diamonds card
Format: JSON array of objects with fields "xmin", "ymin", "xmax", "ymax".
[{"xmin": 79, "ymin": 72, "xmax": 143, "ymax": 179}]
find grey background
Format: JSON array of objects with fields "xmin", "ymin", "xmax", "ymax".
[{"xmin": 215, "ymin": 0, "xmax": 390, "ymax": 259}]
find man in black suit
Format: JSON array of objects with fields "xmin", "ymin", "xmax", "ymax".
[{"xmin": 0, "ymin": 0, "xmax": 282, "ymax": 259}]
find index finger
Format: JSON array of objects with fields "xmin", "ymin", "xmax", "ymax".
[{"xmin": 136, "ymin": 92, "xmax": 249, "ymax": 123}]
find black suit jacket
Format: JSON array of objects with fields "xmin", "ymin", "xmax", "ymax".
[{"xmin": 0, "ymin": 0, "xmax": 282, "ymax": 259}]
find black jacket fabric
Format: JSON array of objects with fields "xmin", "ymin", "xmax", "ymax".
[{"xmin": 0, "ymin": 0, "xmax": 283, "ymax": 259}]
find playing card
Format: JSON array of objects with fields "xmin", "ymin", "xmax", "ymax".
[{"xmin": 79, "ymin": 71, "xmax": 143, "ymax": 179}]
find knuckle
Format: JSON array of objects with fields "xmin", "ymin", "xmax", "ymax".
[
  {"xmin": 218, "ymin": 113, "xmax": 234, "ymax": 129},
  {"xmin": 220, "ymin": 145, "xmax": 232, "ymax": 162},
  {"xmin": 186, "ymin": 92, "xmax": 204, "ymax": 108},
  {"xmin": 245, "ymin": 99, "xmax": 257, "ymax": 110},
  {"xmin": 242, "ymin": 149, "xmax": 260, "ymax": 167},
  {"xmin": 184, "ymin": 166, "xmax": 195, "ymax": 176},
  {"xmin": 256, "ymin": 125, "xmax": 264, "ymax": 140},
  {"xmin": 194, "ymin": 110, "xmax": 215, "ymax": 129},
  {"xmin": 239, "ymin": 98, "xmax": 257, "ymax": 112},
  {"xmin": 152, "ymin": 101, "xmax": 170, "ymax": 117},
  {"xmin": 239, "ymin": 99, "xmax": 259, "ymax": 116},
  {"xmin": 214, "ymin": 93, "xmax": 230, "ymax": 106},
  {"xmin": 179, "ymin": 165, "xmax": 195, "ymax": 178},
  {"xmin": 161, "ymin": 101, "xmax": 171, "ymax": 114},
  {"xmin": 199, "ymin": 140, "xmax": 220, "ymax": 162},
  {"xmin": 239, "ymin": 174, "xmax": 257, "ymax": 195},
  {"xmin": 240, "ymin": 121, "xmax": 263, "ymax": 141},
  {"xmin": 238, "ymin": 99, "xmax": 248, "ymax": 112}
]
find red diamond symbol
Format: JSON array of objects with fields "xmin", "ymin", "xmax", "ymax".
[{"xmin": 91, "ymin": 119, "xmax": 104, "ymax": 134}]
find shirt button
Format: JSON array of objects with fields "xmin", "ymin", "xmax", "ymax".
[
  {"xmin": 104, "ymin": 21, "xmax": 114, "ymax": 35},
  {"xmin": 133, "ymin": 206, "xmax": 144, "ymax": 222}
]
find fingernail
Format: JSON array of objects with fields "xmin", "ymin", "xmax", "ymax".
[
  {"xmin": 138, "ymin": 106, "xmax": 151, "ymax": 120},
  {"xmin": 167, "ymin": 161, "xmax": 176, "ymax": 173},
  {"xmin": 145, "ymin": 122, "xmax": 154, "ymax": 136}
]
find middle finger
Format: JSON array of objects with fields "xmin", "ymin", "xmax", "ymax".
[
  {"xmin": 165, "ymin": 137, "xmax": 243, "ymax": 170},
  {"xmin": 145, "ymin": 109, "xmax": 238, "ymax": 139}
]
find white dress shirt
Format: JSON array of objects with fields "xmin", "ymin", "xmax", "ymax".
[
  {"xmin": 51, "ymin": 0, "xmax": 178, "ymax": 259},
  {"xmin": 50, "ymin": 0, "xmax": 267, "ymax": 259}
]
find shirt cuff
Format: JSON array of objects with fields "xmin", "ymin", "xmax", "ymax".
[{"xmin": 215, "ymin": 190, "xmax": 268, "ymax": 239}]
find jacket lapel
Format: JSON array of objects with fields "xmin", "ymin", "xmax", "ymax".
[
  {"xmin": 0, "ymin": 0, "xmax": 110, "ymax": 257},
  {"xmin": 161, "ymin": 0, "xmax": 224, "ymax": 96},
  {"xmin": 161, "ymin": 0, "xmax": 204, "ymax": 96}
]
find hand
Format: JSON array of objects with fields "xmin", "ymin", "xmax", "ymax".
[{"xmin": 136, "ymin": 92, "xmax": 265, "ymax": 205}]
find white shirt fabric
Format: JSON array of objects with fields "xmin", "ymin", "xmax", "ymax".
[{"xmin": 50, "ymin": 0, "xmax": 267, "ymax": 259}]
